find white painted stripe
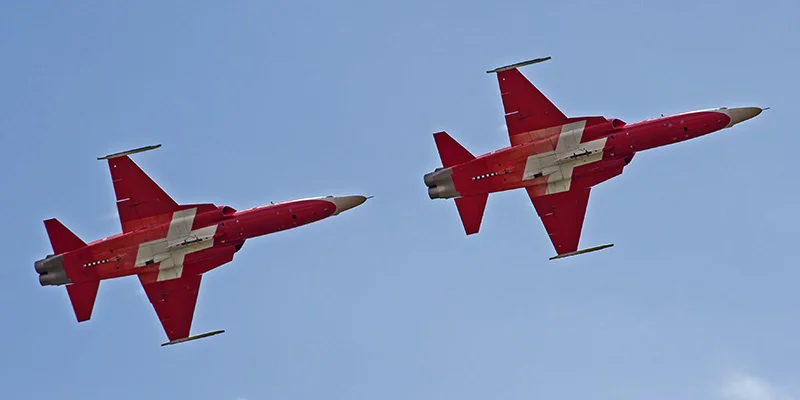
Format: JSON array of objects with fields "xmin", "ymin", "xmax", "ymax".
[
  {"xmin": 521, "ymin": 120, "xmax": 608, "ymax": 195},
  {"xmin": 554, "ymin": 120, "xmax": 587, "ymax": 153},
  {"xmin": 166, "ymin": 208, "xmax": 197, "ymax": 244},
  {"xmin": 134, "ymin": 207, "xmax": 219, "ymax": 282}
]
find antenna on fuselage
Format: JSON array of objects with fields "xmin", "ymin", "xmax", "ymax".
[{"xmin": 486, "ymin": 56, "xmax": 551, "ymax": 74}]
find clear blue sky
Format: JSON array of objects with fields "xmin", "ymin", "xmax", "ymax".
[{"xmin": 2, "ymin": 1, "xmax": 798, "ymax": 399}]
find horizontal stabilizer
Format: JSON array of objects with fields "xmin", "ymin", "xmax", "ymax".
[
  {"xmin": 455, "ymin": 194, "xmax": 488, "ymax": 235},
  {"xmin": 549, "ymin": 243, "xmax": 614, "ymax": 260},
  {"xmin": 43, "ymin": 219, "xmax": 86, "ymax": 255},
  {"xmin": 98, "ymin": 144, "xmax": 161, "ymax": 160},
  {"xmin": 487, "ymin": 56, "xmax": 551, "ymax": 73},
  {"xmin": 161, "ymin": 330, "xmax": 225, "ymax": 347},
  {"xmin": 65, "ymin": 281, "xmax": 100, "ymax": 322},
  {"xmin": 433, "ymin": 131, "xmax": 475, "ymax": 168}
]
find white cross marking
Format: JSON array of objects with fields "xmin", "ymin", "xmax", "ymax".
[
  {"xmin": 522, "ymin": 120, "xmax": 608, "ymax": 194},
  {"xmin": 134, "ymin": 208, "xmax": 218, "ymax": 282}
]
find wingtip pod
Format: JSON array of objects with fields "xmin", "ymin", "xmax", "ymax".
[
  {"xmin": 549, "ymin": 243, "xmax": 614, "ymax": 260},
  {"xmin": 98, "ymin": 144, "xmax": 161, "ymax": 160},
  {"xmin": 487, "ymin": 56, "xmax": 551, "ymax": 73},
  {"xmin": 161, "ymin": 329, "xmax": 225, "ymax": 347}
]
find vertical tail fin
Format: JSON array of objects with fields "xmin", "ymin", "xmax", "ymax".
[
  {"xmin": 43, "ymin": 218, "xmax": 86, "ymax": 255},
  {"xmin": 454, "ymin": 194, "xmax": 489, "ymax": 235},
  {"xmin": 433, "ymin": 131, "xmax": 475, "ymax": 168},
  {"xmin": 41, "ymin": 219, "xmax": 98, "ymax": 322}
]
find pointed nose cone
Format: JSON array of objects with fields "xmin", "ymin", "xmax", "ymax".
[
  {"xmin": 329, "ymin": 195, "xmax": 369, "ymax": 215},
  {"xmin": 720, "ymin": 107, "xmax": 763, "ymax": 128}
]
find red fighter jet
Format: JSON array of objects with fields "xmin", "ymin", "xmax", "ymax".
[
  {"xmin": 424, "ymin": 56, "xmax": 764, "ymax": 260},
  {"xmin": 34, "ymin": 145, "xmax": 369, "ymax": 346}
]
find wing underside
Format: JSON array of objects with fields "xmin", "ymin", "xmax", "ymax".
[
  {"xmin": 138, "ymin": 246, "xmax": 237, "ymax": 343},
  {"xmin": 103, "ymin": 154, "xmax": 179, "ymax": 233},
  {"xmin": 139, "ymin": 273, "xmax": 202, "ymax": 342},
  {"xmin": 527, "ymin": 186, "xmax": 590, "ymax": 255},
  {"xmin": 526, "ymin": 162, "xmax": 626, "ymax": 256},
  {"xmin": 493, "ymin": 66, "xmax": 568, "ymax": 144}
]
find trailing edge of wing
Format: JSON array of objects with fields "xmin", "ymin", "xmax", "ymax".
[
  {"xmin": 98, "ymin": 144, "xmax": 162, "ymax": 160},
  {"xmin": 487, "ymin": 56, "xmax": 551, "ymax": 73}
]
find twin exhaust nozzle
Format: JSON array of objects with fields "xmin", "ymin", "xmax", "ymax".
[
  {"xmin": 424, "ymin": 168, "xmax": 459, "ymax": 199},
  {"xmin": 34, "ymin": 254, "xmax": 71, "ymax": 286}
]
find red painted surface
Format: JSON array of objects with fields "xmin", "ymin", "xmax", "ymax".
[
  {"xmin": 57, "ymin": 199, "xmax": 339, "ymax": 286},
  {"xmin": 447, "ymin": 111, "xmax": 734, "ymax": 198},
  {"xmin": 35, "ymin": 149, "xmax": 365, "ymax": 344},
  {"xmin": 425, "ymin": 59, "xmax": 762, "ymax": 258}
]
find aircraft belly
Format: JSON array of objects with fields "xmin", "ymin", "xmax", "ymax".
[
  {"xmin": 135, "ymin": 241, "xmax": 168, "ymax": 267},
  {"xmin": 522, "ymin": 153, "xmax": 558, "ymax": 180},
  {"xmin": 135, "ymin": 225, "xmax": 219, "ymax": 282},
  {"xmin": 523, "ymin": 137, "xmax": 608, "ymax": 194},
  {"xmin": 545, "ymin": 151, "xmax": 604, "ymax": 194}
]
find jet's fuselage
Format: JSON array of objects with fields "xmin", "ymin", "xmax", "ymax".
[
  {"xmin": 37, "ymin": 196, "xmax": 367, "ymax": 286},
  {"xmin": 426, "ymin": 107, "xmax": 762, "ymax": 199}
]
